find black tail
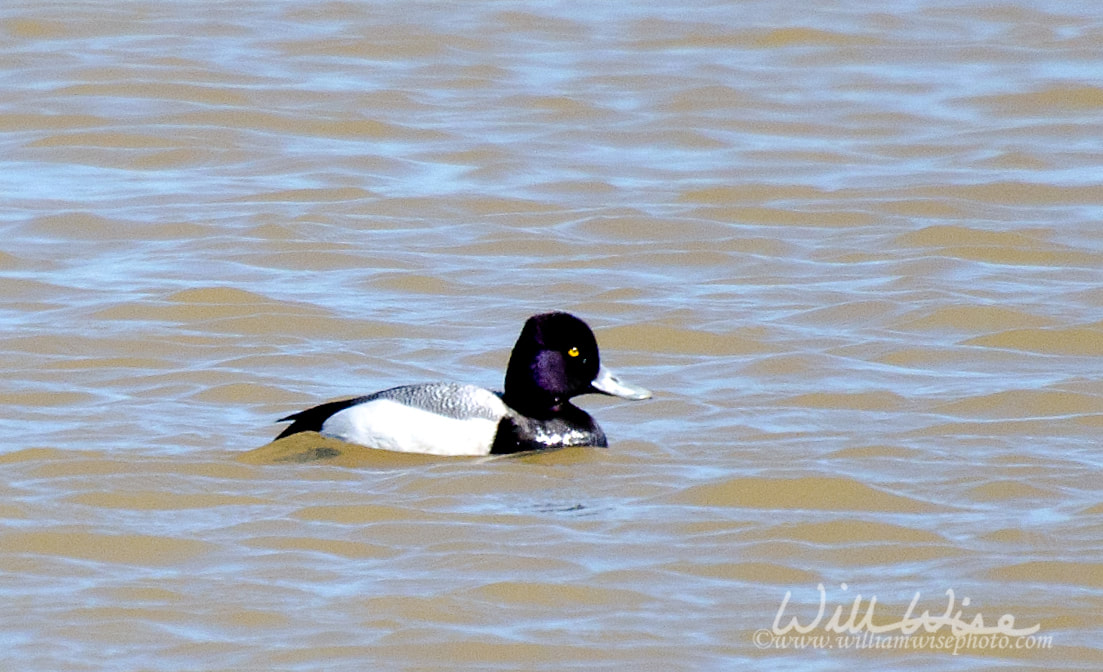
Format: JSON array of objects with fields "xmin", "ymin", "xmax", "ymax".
[{"xmin": 275, "ymin": 396, "xmax": 367, "ymax": 440}]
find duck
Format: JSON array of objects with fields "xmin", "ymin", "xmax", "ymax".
[{"xmin": 274, "ymin": 312, "xmax": 651, "ymax": 456}]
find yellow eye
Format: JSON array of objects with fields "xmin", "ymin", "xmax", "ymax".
[{"xmin": 567, "ymin": 346, "xmax": 580, "ymax": 358}]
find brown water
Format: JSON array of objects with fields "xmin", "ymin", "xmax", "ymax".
[{"xmin": 3, "ymin": 1, "xmax": 1103, "ymax": 670}]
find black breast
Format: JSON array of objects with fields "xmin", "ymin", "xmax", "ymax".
[{"xmin": 489, "ymin": 406, "xmax": 607, "ymax": 454}]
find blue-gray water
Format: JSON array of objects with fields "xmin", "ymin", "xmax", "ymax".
[{"xmin": 2, "ymin": 1, "xmax": 1102, "ymax": 670}]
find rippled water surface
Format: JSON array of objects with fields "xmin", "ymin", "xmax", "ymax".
[{"xmin": 3, "ymin": 1, "xmax": 1103, "ymax": 670}]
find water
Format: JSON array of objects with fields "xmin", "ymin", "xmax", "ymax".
[{"xmin": 2, "ymin": 1, "xmax": 1102, "ymax": 670}]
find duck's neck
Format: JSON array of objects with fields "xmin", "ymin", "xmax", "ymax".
[
  {"xmin": 502, "ymin": 382, "xmax": 564, "ymax": 419},
  {"xmin": 504, "ymin": 359, "xmax": 572, "ymax": 417}
]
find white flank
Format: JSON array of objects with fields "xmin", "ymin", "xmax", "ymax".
[{"xmin": 320, "ymin": 397, "xmax": 504, "ymax": 456}]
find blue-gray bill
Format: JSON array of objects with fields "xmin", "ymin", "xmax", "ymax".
[{"xmin": 590, "ymin": 366, "xmax": 652, "ymax": 400}]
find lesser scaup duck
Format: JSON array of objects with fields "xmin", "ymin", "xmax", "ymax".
[{"xmin": 274, "ymin": 312, "xmax": 651, "ymax": 456}]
